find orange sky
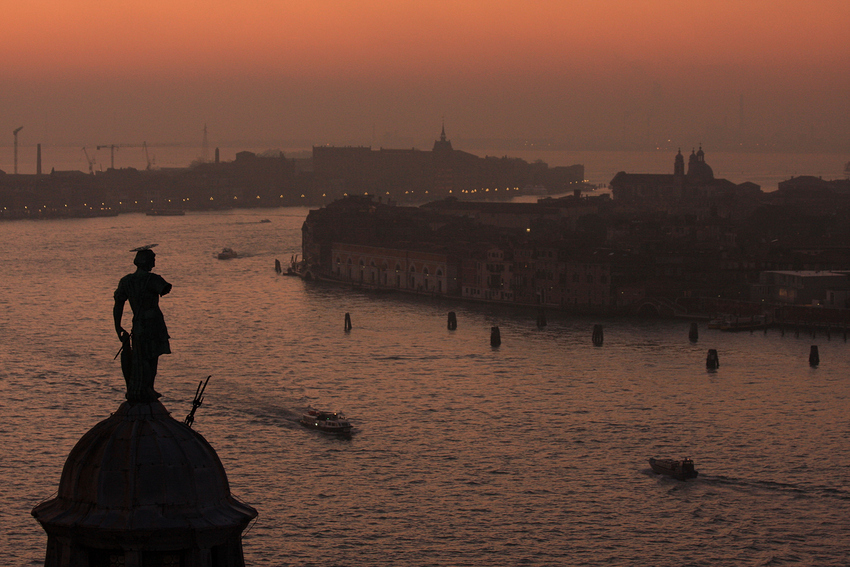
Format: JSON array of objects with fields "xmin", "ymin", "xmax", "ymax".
[{"xmin": 2, "ymin": 0, "xmax": 849, "ymax": 150}]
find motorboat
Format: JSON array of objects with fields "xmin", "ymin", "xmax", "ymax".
[
  {"xmin": 649, "ymin": 457, "xmax": 699, "ymax": 480},
  {"xmin": 720, "ymin": 314, "xmax": 769, "ymax": 332},
  {"xmin": 707, "ymin": 314, "xmax": 730, "ymax": 329},
  {"xmin": 217, "ymin": 247, "xmax": 238, "ymax": 260},
  {"xmin": 299, "ymin": 409, "xmax": 352, "ymax": 435}
]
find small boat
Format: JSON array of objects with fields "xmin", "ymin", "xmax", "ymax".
[
  {"xmin": 649, "ymin": 457, "xmax": 699, "ymax": 480},
  {"xmin": 707, "ymin": 314, "xmax": 730, "ymax": 329},
  {"xmin": 259, "ymin": 219, "xmax": 271, "ymax": 223},
  {"xmin": 720, "ymin": 314, "xmax": 769, "ymax": 332},
  {"xmin": 299, "ymin": 409, "xmax": 352, "ymax": 436},
  {"xmin": 146, "ymin": 209, "xmax": 185, "ymax": 216},
  {"xmin": 217, "ymin": 247, "xmax": 238, "ymax": 260}
]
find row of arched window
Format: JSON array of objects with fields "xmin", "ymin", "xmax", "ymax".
[{"xmin": 334, "ymin": 257, "xmax": 443, "ymax": 278}]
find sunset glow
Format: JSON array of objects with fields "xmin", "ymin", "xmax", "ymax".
[{"xmin": 2, "ymin": 1, "xmax": 849, "ymax": 148}]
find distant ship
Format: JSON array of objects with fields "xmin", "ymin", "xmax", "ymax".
[{"xmin": 147, "ymin": 209, "xmax": 185, "ymax": 216}]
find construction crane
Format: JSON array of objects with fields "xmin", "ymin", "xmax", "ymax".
[
  {"xmin": 81, "ymin": 147, "xmax": 96, "ymax": 174},
  {"xmin": 142, "ymin": 141, "xmax": 155, "ymax": 170},
  {"xmin": 97, "ymin": 143, "xmax": 156, "ymax": 170},
  {"xmin": 97, "ymin": 144, "xmax": 120, "ymax": 170},
  {"xmin": 13, "ymin": 126, "xmax": 23, "ymax": 174}
]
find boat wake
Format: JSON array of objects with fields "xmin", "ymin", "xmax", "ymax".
[{"xmin": 701, "ymin": 475, "xmax": 850, "ymax": 501}]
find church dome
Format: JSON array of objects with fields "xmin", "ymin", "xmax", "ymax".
[
  {"xmin": 686, "ymin": 146, "xmax": 714, "ymax": 183},
  {"xmin": 33, "ymin": 401, "xmax": 256, "ymax": 554},
  {"xmin": 687, "ymin": 161, "xmax": 714, "ymax": 182}
]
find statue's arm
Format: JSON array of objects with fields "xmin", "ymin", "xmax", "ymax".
[
  {"xmin": 113, "ymin": 298, "xmax": 127, "ymax": 339},
  {"xmin": 147, "ymin": 274, "xmax": 172, "ymax": 296}
]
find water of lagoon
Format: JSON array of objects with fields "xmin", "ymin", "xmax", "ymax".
[{"xmin": 1, "ymin": 209, "xmax": 848, "ymax": 566}]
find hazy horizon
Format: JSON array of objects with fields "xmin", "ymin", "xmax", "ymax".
[{"xmin": 3, "ymin": 1, "xmax": 849, "ymax": 154}]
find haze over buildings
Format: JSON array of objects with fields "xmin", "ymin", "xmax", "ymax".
[{"xmin": 2, "ymin": 1, "xmax": 849, "ymax": 152}]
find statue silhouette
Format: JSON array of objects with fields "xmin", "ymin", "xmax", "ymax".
[{"xmin": 113, "ymin": 247, "xmax": 172, "ymax": 402}]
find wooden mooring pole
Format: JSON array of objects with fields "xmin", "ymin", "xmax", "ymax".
[
  {"xmin": 490, "ymin": 326, "xmax": 501, "ymax": 347},
  {"xmin": 706, "ymin": 349, "xmax": 720, "ymax": 370},
  {"xmin": 537, "ymin": 308, "xmax": 547, "ymax": 328},
  {"xmin": 809, "ymin": 345, "xmax": 819, "ymax": 367},
  {"xmin": 592, "ymin": 325, "xmax": 604, "ymax": 346}
]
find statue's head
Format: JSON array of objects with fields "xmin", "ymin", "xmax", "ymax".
[{"xmin": 133, "ymin": 249, "xmax": 156, "ymax": 270}]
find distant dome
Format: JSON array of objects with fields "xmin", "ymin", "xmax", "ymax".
[
  {"xmin": 33, "ymin": 401, "xmax": 257, "ymax": 563},
  {"xmin": 687, "ymin": 161, "xmax": 714, "ymax": 182},
  {"xmin": 686, "ymin": 147, "xmax": 714, "ymax": 183}
]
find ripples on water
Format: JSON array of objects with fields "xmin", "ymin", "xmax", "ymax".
[{"xmin": 1, "ymin": 209, "xmax": 849, "ymax": 566}]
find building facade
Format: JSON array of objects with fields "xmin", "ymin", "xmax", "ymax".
[{"xmin": 331, "ymin": 242, "xmax": 460, "ymax": 295}]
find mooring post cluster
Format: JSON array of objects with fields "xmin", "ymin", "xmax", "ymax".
[{"xmin": 338, "ymin": 311, "xmax": 833, "ymax": 368}]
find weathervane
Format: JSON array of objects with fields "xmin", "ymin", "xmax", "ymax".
[{"xmin": 184, "ymin": 376, "xmax": 211, "ymax": 428}]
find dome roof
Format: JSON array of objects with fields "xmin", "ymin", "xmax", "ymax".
[
  {"xmin": 686, "ymin": 147, "xmax": 714, "ymax": 183},
  {"xmin": 33, "ymin": 401, "xmax": 256, "ymax": 535},
  {"xmin": 687, "ymin": 160, "xmax": 714, "ymax": 182}
]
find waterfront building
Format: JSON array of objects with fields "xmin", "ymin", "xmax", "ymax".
[
  {"xmin": 610, "ymin": 147, "xmax": 761, "ymax": 218},
  {"xmin": 753, "ymin": 270, "xmax": 850, "ymax": 306},
  {"xmin": 312, "ymin": 127, "xmax": 583, "ymax": 204},
  {"xmin": 421, "ymin": 195, "xmax": 600, "ymax": 232},
  {"xmin": 777, "ymin": 175, "xmax": 850, "ymax": 195},
  {"xmin": 461, "ymin": 245, "xmax": 515, "ymax": 302},
  {"xmin": 303, "ymin": 196, "xmax": 618, "ymax": 312},
  {"xmin": 330, "ymin": 242, "xmax": 459, "ymax": 294}
]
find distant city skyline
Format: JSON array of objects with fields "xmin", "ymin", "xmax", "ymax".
[{"xmin": 2, "ymin": 1, "xmax": 849, "ymax": 152}]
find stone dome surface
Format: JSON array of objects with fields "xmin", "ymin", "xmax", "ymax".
[
  {"xmin": 33, "ymin": 400, "xmax": 256, "ymax": 535},
  {"xmin": 687, "ymin": 157, "xmax": 714, "ymax": 184}
]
